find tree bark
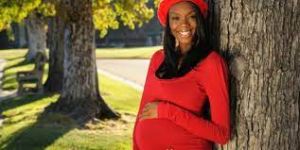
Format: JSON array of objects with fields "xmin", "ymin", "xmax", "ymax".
[
  {"xmin": 25, "ymin": 11, "xmax": 47, "ymax": 61},
  {"xmin": 208, "ymin": 0, "xmax": 300, "ymax": 149},
  {"xmin": 46, "ymin": 0, "xmax": 119, "ymax": 123},
  {"xmin": 44, "ymin": 16, "xmax": 64, "ymax": 93}
]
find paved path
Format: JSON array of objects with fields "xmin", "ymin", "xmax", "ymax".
[{"xmin": 96, "ymin": 59, "xmax": 150, "ymax": 90}]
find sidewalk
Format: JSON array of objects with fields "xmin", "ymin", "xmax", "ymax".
[{"xmin": 96, "ymin": 59, "xmax": 150, "ymax": 91}]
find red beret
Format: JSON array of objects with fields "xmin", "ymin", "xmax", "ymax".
[{"xmin": 157, "ymin": 0, "xmax": 208, "ymax": 26}]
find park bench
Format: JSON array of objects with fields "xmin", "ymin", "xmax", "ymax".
[{"xmin": 16, "ymin": 52, "xmax": 47, "ymax": 95}]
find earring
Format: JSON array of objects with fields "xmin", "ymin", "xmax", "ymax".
[{"xmin": 175, "ymin": 38, "xmax": 179, "ymax": 47}]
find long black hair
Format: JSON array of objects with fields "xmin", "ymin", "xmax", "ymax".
[{"xmin": 156, "ymin": 2, "xmax": 212, "ymax": 79}]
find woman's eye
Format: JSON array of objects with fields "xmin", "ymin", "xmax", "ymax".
[
  {"xmin": 171, "ymin": 16, "xmax": 180, "ymax": 20},
  {"xmin": 190, "ymin": 15, "xmax": 196, "ymax": 19}
]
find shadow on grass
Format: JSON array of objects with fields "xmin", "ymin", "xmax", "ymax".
[
  {"xmin": 2, "ymin": 72, "xmax": 16, "ymax": 80},
  {"xmin": 0, "ymin": 94, "xmax": 50, "ymax": 113},
  {"xmin": 3, "ymin": 59, "xmax": 30, "ymax": 71},
  {"xmin": 0, "ymin": 59, "xmax": 32, "ymax": 90},
  {"xmin": 0, "ymin": 93, "xmax": 78, "ymax": 149},
  {"xmin": 5, "ymin": 56, "xmax": 25, "ymax": 62},
  {"xmin": 1, "ymin": 77, "xmax": 17, "ymax": 90},
  {"xmin": 1, "ymin": 111, "xmax": 76, "ymax": 150},
  {"xmin": 0, "ymin": 54, "xmax": 78, "ymax": 149}
]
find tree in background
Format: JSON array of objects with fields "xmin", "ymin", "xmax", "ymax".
[
  {"xmin": 43, "ymin": 12, "xmax": 65, "ymax": 93},
  {"xmin": 24, "ymin": 9, "xmax": 49, "ymax": 60},
  {"xmin": 0, "ymin": 0, "xmax": 61, "ymax": 91},
  {"xmin": 45, "ymin": 0, "xmax": 154, "ymax": 122},
  {"xmin": 45, "ymin": 0, "xmax": 115, "ymax": 122},
  {"xmin": 45, "ymin": 0, "xmax": 154, "ymax": 93},
  {"xmin": 0, "ymin": 0, "xmax": 54, "ymax": 60},
  {"xmin": 207, "ymin": 0, "xmax": 300, "ymax": 149}
]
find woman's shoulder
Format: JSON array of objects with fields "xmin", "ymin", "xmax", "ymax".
[
  {"xmin": 149, "ymin": 49, "xmax": 164, "ymax": 64},
  {"xmin": 151, "ymin": 49, "xmax": 164, "ymax": 60},
  {"xmin": 200, "ymin": 50, "xmax": 226, "ymax": 67},
  {"xmin": 147, "ymin": 49, "xmax": 164, "ymax": 70},
  {"xmin": 193, "ymin": 50, "xmax": 228, "ymax": 80},
  {"xmin": 194, "ymin": 50, "xmax": 227, "ymax": 74}
]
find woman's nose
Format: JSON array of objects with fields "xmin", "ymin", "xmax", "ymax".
[{"xmin": 179, "ymin": 17, "xmax": 189, "ymax": 26}]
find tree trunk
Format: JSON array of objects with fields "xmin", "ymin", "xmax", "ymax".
[
  {"xmin": 208, "ymin": 0, "xmax": 300, "ymax": 149},
  {"xmin": 44, "ymin": 16, "xmax": 64, "ymax": 93},
  {"xmin": 25, "ymin": 11, "xmax": 47, "ymax": 61},
  {"xmin": 46, "ymin": 0, "xmax": 119, "ymax": 123}
]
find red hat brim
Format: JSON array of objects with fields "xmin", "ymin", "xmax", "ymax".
[{"xmin": 157, "ymin": 0, "xmax": 208, "ymax": 26}]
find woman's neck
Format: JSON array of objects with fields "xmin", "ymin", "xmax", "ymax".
[{"xmin": 179, "ymin": 44, "xmax": 192, "ymax": 55}]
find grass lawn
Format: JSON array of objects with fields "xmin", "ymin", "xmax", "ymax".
[
  {"xmin": 95, "ymin": 46, "xmax": 161, "ymax": 59},
  {"xmin": 0, "ymin": 49, "xmax": 143, "ymax": 149},
  {"xmin": 0, "ymin": 46, "xmax": 161, "ymax": 61}
]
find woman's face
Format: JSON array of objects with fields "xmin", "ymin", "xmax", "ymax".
[{"xmin": 168, "ymin": 2, "xmax": 197, "ymax": 51}]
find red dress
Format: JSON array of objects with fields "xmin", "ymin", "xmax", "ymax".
[{"xmin": 133, "ymin": 50, "xmax": 230, "ymax": 150}]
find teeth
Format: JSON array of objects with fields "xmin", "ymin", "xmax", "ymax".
[{"xmin": 179, "ymin": 31, "xmax": 191, "ymax": 37}]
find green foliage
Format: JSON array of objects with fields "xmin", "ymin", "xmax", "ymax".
[
  {"xmin": 37, "ymin": 1, "xmax": 56, "ymax": 17},
  {"xmin": 93, "ymin": 0, "xmax": 119, "ymax": 37},
  {"xmin": 154, "ymin": 0, "xmax": 160, "ymax": 8},
  {"xmin": 0, "ymin": 0, "xmax": 42, "ymax": 30},
  {"xmin": 93, "ymin": 0, "xmax": 154, "ymax": 37},
  {"xmin": 0, "ymin": 0, "xmax": 54, "ymax": 41},
  {"xmin": 0, "ymin": 0, "xmax": 156, "ymax": 38}
]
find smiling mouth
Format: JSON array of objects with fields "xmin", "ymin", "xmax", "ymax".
[{"xmin": 178, "ymin": 30, "xmax": 192, "ymax": 37}]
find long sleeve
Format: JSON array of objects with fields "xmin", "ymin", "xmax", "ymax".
[
  {"xmin": 132, "ymin": 50, "xmax": 163, "ymax": 150},
  {"xmin": 157, "ymin": 52, "xmax": 230, "ymax": 144}
]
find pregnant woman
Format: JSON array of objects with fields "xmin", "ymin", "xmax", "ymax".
[{"xmin": 133, "ymin": 0, "xmax": 230, "ymax": 149}]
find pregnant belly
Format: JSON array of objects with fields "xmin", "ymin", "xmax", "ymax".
[{"xmin": 135, "ymin": 118, "xmax": 211, "ymax": 150}]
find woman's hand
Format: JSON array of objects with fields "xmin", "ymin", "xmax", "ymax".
[{"xmin": 139, "ymin": 102, "xmax": 159, "ymax": 121}]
